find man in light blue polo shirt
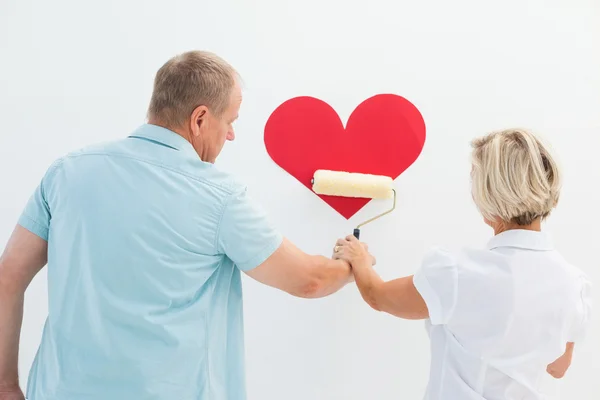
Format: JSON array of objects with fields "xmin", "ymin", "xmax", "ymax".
[{"xmin": 0, "ymin": 51, "xmax": 353, "ymax": 400}]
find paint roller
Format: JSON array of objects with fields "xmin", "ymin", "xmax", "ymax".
[{"xmin": 311, "ymin": 169, "xmax": 396, "ymax": 239}]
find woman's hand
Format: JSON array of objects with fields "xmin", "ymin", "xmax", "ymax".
[
  {"xmin": 546, "ymin": 342, "xmax": 574, "ymax": 379},
  {"xmin": 332, "ymin": 235, "xmax": 376, "ymax": 267}
]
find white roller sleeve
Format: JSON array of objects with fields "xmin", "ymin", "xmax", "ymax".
[{"xmin": 311, "ymin": 170, "xmax": 394, "ymax": 199}]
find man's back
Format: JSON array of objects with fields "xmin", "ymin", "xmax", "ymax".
[
  {"xmin": 1, "ymin": 51, "xmax": 352, "ymax": 400},
  {"xmin": 20, "ymin": 124, "xmax": 283, "ymax": 400}
]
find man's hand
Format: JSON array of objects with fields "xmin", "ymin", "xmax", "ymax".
[{"xmin": 0, "ymin": 386, "xmax": 25, "ymax": 400}]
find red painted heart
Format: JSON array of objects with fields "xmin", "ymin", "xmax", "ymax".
[{"xmin": 264, "ymin": 94, "xmax": 426, "ymax": 219}]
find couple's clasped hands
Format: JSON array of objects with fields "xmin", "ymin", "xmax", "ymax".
[{"xmin": 332, "ymin": 235, "xmax": 376, "ymax": 271}]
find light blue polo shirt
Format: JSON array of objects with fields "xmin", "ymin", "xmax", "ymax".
[{"xmin": 18, "ymin": 124, "xmax": 283, "ymax": 400}]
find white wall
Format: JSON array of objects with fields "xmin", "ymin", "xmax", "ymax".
[{"xmin": 1, "ymin": 0, "xmax": 598, "ymax": 399}]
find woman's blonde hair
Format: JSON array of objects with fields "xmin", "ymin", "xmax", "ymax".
[{"xmin": 470, "ymin": 128, "xmax": 561, "ymax": 225}]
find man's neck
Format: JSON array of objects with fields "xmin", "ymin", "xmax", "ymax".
[{"xmin": 147, "ymin": 119, "xmax": 213, "ymax": 163}]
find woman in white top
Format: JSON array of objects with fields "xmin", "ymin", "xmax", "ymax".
[{"xmin": 333, "ymin": 128, "xmax": 592, "ymax": 399}]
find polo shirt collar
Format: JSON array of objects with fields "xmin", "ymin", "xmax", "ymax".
[
  {"xmin": 487, "ymin": 229, "xmax": 554, "ymax": 251},
  {"xmin": 128, "ymin": 124, "xmax": 199, "ymax": 158}
]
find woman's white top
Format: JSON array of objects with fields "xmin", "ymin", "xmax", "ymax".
[{"xmin": 413, "ymin": 229, "xmax": 592, "ymax": 400}]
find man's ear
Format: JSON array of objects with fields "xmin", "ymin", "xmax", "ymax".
[{"xmin": 191, "ymin": 106, "xmax": 208, "ymax": 137}]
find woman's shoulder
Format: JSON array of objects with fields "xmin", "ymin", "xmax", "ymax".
[
  {"xmin": 420, "ymin": 245, "xmax": 483, "ymax": 266},
  {"xmin": 419, "ymin": 244, "xmax": 510, "ymax": 276},
  {"xmin": 421, "ymin": 246, "xmax": 457, "ymax": 266}
]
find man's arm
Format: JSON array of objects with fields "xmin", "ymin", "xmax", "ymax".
[
  {"xmin": 0, "ymin": 225, "xmax": 48, "ymax": 391},
  {"xmin": 244, "ymin": 237, "xmax": 352, "ymax": 298},
  {"xmin": 217, "ymin": 187, "xmax": 352, "ymax": 299},
  {"xmin": 546, "ymin": 342, "xmax": 574, "ymax": 379}
]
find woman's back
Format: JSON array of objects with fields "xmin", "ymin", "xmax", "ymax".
[
  {"xmin": 415, "ymin": 229, "xmax": 591, "ymax": 399},
  {"xmin": 333, "ymin": 128, "xmax": 593, "ymax": 399}
]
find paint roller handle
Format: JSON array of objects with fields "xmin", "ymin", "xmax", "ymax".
[{"xmin": 353, "ymin": 228, "xmax": 360, "ymax": 239}]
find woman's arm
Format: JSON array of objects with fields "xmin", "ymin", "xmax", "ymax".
[
  {"xmin": 334, "ymin": 235, "xmax": 429, "ymax": 320},
  {"xmin": 546, "ymin": 342, "xmax": 574, "ymax": 379}
]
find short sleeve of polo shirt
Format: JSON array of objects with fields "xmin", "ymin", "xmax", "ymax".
[
  {"xmin": 216, "ymin": 186, "xmax": 283, "ymax": 271},
  {"xmin": 17, "ymin": 160, "xmax": 62, "ymax": 241},
  {"xmin": 413, "ymin": 247, "xmax": 459, "ymax": 325},
  {"xmin": 568, "ymin": 274, "xmax": 593, "ymax": 343}
]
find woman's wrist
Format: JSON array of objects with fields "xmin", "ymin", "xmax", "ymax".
[{"xmin": 351, "ymin": 256, "xmax": 372, "ymax": 271}]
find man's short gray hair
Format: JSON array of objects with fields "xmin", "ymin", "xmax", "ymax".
[
  {"xmin": 147, "ymin": 50, "xmax": 237, "ymax": 128},
  {"xmin": 470, "ymin": 128, "xmax": 562, "ymax": 226}
]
